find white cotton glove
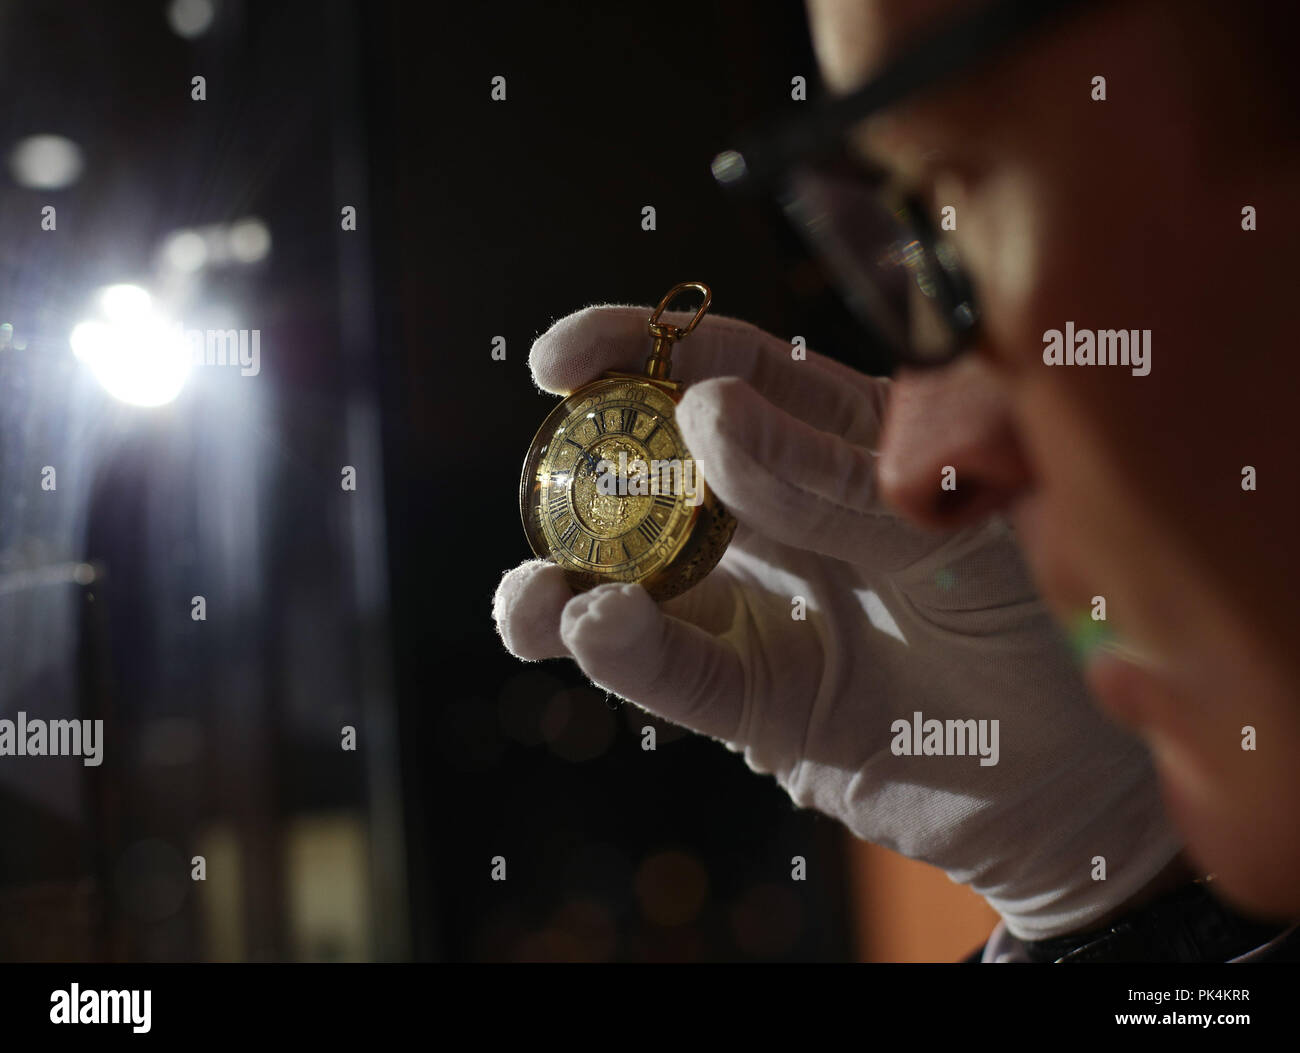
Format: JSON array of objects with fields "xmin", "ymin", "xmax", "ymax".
[{"xmin": 494, "ymin": 304, "xmax": 1183, "ymax": 941}]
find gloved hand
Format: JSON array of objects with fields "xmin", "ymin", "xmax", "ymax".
[{"xmin": 494, "ymin": 304, "xmax": 1182, "ymax": 940}]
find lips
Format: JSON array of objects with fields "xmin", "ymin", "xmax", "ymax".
[
  {"xmin": 1006, "ymin": 493, "xmax": 1082, "ymax": 620},
  {"xmin": 1083, "ymin": 643, "xmax": 1209, "ymax": 812},
  {"xmin": 1082, "ymin": 646, "xmax": 1156, "ymax": 732},
  {"xmin": 1011, "ymin": 496, "xmax": 1170, "ymax": 695}
]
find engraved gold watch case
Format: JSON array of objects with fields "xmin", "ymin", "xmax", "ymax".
[{"xmin": 519, "ymin": 282, "xmax": 738, "ymax": 601}]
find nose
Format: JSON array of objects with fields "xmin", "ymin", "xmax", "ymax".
[{"xmin": 876, "ymin": 356, "xmax": 1034, "ymax": 530}]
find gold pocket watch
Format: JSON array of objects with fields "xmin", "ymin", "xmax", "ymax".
[{"xmin": 519, "ymin": 282, "xmax": 738, "ymax": 601}]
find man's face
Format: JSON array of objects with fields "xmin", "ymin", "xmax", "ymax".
[{"xmin": 806, "ymin": 0, "xmax": 1300, "ymax": 916}]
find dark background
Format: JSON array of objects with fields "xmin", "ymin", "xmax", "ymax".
[
  {"xmin": 0, "ymin": 0, "xmax": 865, "ymax": 961},
  {"xmin": 374, "ymin": 1, "xmax": 864, "ymax": 961}
]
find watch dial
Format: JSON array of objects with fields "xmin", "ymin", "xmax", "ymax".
[{"xmin": 521, "ymin": 378, "xmax": 700, "ymax": 584}]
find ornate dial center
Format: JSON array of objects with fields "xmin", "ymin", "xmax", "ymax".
[
  {"xmin": 526, "ymin": 379, "xmax": 695, "ymax": 584},
  {"xmin": 573, "ymin": 436, "xmax": 652, "ymax": 536}
]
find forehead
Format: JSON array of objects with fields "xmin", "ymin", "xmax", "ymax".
[
  {"xmin": 805, "ymin": 0, "xmax": 995, "ymax": 176},
  {"xmin": 805, "ymin": 0, "xmax": 968, "ymax": 93}
]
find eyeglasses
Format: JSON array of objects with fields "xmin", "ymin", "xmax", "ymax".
[{"xmin": 711, "ymin": 0, "xmax": 1093, "ymax": 369}]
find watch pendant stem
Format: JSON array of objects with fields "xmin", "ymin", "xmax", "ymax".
[{"xmin": 644, "ymin": 281, "xmax": 712, "ymax": 382}]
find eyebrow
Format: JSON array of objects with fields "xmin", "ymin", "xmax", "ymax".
[{"xmin": 846, "ymin": 117, "xmax": 954, "ymax": 195}]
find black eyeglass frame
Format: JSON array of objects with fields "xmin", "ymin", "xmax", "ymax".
[{"xmin": 712, "ymin": 0, "xmax": 1095, "ymax": 369}]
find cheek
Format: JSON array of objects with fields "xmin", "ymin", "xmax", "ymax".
[
  {"xmin": 1016, "ymin": 379, "xmax": 1184, "ymax": 630},
  {"xmin": 960, "ymin": 183, "xmax": 1164, "ymax": 629},
  {"xmin": 959, "ymin": 163, "xmax": 1259, "ymax": 684},
  {"xmin": 1012, "ymin": 365, "xmax": 1258, "ymax": 713}
]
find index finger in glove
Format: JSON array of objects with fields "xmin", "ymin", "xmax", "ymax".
[
  {"xmin": 528, "ymin": 305, "xmax": 887, "ymax": 448},
  {"xmin": 677, "ymin": 376, "xmax": 942, "ymax": 568}
]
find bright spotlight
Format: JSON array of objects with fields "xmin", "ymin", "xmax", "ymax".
[
  {"xmin": 99, "ymin": 283, "xmax": 154, "ymax": 322},
  {"xmin": 71, "ymin": 285, "xmax": 191, "ymax": 407},
  {"xmin": 227, "ymin": 217, "xmax": 271, "ymax": 264},
  {"xmin": 167, "ymin": 0, "xmax": 216, "ymax": 39},
  {"xmin": 8, "ymin": 134, "xmax": 84, "ymax": 190},
  {"xmin": 162, "ymin": 229, "xmax": 208, "ymax": 272}
]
